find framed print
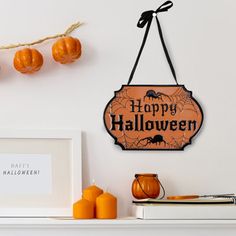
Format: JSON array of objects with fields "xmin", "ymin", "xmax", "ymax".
[{"xmin": 0, "ymin": 129, "xmax": 81, "ymax": 217}]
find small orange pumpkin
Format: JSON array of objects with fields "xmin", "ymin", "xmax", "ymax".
[
  {"xmin": 132, "ymin": 173, "xmax": 160, "ymax": 199},
  {"xmin": 13, "ymin": 48, "xmax": 43, "ymax": 74},
  {"xmin": 52, "ymin": 36, "xmax": 81, "ymax": 64}
]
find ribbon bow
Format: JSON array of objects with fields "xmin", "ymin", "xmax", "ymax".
[
  {"xmin": 137, "ymin": 1, "xmax": 173, "ymax": 28},
  {"xmin": 128, "ymin": 1, "xmax": 178, "ymax": 85}
]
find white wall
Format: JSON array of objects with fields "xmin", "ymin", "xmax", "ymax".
[{"xmin": 0, "ymin": 0, "xmax": 235, "ymax": 217}]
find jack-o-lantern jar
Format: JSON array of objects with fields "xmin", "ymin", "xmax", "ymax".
[{"xmin": 132, "ymin": 173, "xmax": 162, "ymax": 199}]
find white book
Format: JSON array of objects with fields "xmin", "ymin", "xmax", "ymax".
[{"xmin": 132, "ymin": 203, "xmax": 236, "ymax": 220}]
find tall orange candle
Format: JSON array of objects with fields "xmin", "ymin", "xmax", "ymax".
[
  {"xmin": 73, "ymin": 199, "xmax": 94, "ymax": 219},
  {"xmin": 96, "ymin": 192, "xmax": 117, "ymax": 219},
  {"xmin": 82, "ymin": 185, "xmax": 103, "ymax": 207}
]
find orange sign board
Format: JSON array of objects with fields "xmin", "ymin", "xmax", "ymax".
[{"xmin": 104, "ymin": 85, "xmax": 203, "ymax": 150}]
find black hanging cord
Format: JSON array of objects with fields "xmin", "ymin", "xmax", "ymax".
[
  {"xmin": 135, "ymin": 175, "xmax": 166, "ymax": 200},
  {"xmin": 127, "ymin": 1, "xmax": 178, "ymax": 85}
]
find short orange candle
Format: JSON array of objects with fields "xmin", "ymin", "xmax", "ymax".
[
  {"xmin": 96, "ymin": 192, "xmax": 117, "ymax": 219},
  {"xmin": 82, "ymin": 185, "xmax": 103, "ymax": 207},
  {"xmin": 73, "ymin": 199, "xmax": 94, "ymax": 219}
]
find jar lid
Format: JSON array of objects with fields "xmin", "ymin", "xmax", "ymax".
[{"xmin": 135, "ymin": 173, "xmax": 157, "ymax": 178}]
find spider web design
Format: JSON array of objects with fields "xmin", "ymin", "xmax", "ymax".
[
  {"xmin": 136, "ymin": 138, "xmax": 149, "ymax": 149},
  {"xmin": 108, "ymin": 88, "xmax": 133, "ymax": 114},
  {"xmin": 117, "ymin": 131, "xmax": 140, "ymax": 149},
  {"xmin": 169, "ymin": 88, "xmax": 199, "ymax": 115},
  {"xmin": 166, "ymin": 134, "xmax": 190, "ymax": 149}
]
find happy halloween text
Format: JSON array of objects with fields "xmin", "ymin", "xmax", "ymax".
[{"xmin": 110, "ymin": 99, "xmax": 197, "ymax": 131}]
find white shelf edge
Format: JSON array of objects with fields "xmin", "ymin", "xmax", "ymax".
[{"xmin": 0, "ymin": 217, "xmax": 236, "ymax": 229}]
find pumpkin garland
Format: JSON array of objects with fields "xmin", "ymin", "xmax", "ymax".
[
  {"xmin": 13, "ymin": 48, "xmax": 44, "ymax": 74},
  {"xmin": 52, "ymin": 36, "xmax": 82, "ymax": 64},
  {"xmin": 0, "ymin": 21, "xmax": 83, "ymax": 74}
]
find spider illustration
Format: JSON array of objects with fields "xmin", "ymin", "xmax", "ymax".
[
  {"xmin": 143, "ymin": 90, "xmax": 171, "ymax": 102},
  {"xmin": 138, "ymin": 134, "xmax": 166, "ymax": 147},
  {"xmin": 136, "ymin": 133, "xmax": 189, "ymax": 149}
]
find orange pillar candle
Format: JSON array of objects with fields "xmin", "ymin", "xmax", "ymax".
[
  {"xmin": 73, "ymin": 199, "xmax": 94, "ymax": 219},
  {"xmin": 96, "ymin": 192, "xmax": 117, "ymax": 219},
  {"xmin": 82, "ymin": 185, "xmax": 103, "ymax": 207}
]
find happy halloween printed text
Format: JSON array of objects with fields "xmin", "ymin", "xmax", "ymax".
[{"xmin": 110, "ymin": 99, "xmax": 197, "ymax": 132}]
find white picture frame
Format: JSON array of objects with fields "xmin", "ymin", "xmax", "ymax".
[{"xmin": 0, "ymin": 129, "xmax": 81, "ymax": 217}]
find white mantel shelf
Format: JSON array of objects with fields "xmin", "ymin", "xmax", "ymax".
[
  {"xmin": 1, "ymin": 217, "xmax": 236, "ymax": 229},
  {"xmin": 1, "ymin": 218, "xmax": 236, "ymax": 236}
]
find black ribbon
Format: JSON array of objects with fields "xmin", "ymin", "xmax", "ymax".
[{"xmin": 127, "ymin": 1, "xmax": 178, "ymax": 85}]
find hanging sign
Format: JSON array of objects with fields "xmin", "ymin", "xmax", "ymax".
[
  {"xmin": 104, "ymin": 85, "xmax": 203, "ymax": 150},
  {"xmin": 103, "ymin": 1, "xmax": 204, "ymax": 150}
]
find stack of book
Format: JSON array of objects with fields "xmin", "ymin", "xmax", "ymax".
[{"xmin": 132, "ymin": 198, "xmax": 236, "ymax": 220}]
